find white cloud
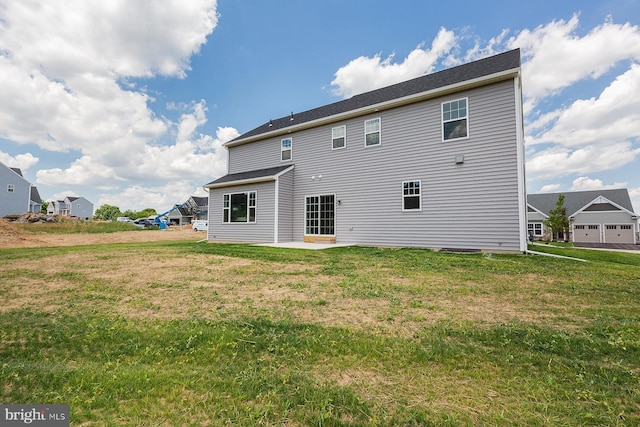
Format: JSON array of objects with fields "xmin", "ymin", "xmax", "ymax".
[
  {"xmin": 527, "ymin": 64, "xmax": 640, "ymax": 147},
  {"xmin": 526, "ymin": 142, "xmax": 640, "ymax": 181},
  {"xmin": 570, "ymin": 176, "xmax": 628, "ymax": 191},
  {"xmin": 0, "ymin": 151, "xmax": 38, "ymax": 170},
  {"xmin": 538, "ymin": 184, "xmax": 561, "ymax": 193},
  {"xmin": 507, "ymin": 14, "xmax": 640, "ymax": 103},
  {"xmin": 1, "ymin": 0, "xmax": 218, "ymax": 79},
  {"xmin": 0, "ymin": 0, "xmax": 232, "ymax": 208},
  {"xmin": 330, "ymin": 28, "xmax": 456, "ymax": 98}
]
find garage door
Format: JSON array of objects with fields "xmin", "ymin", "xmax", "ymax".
[
  {"xmin": 574, "ymin": 225, "xmax": 601, "ymax": 243},
  {"xmin": 604, "ymin": 225, "xmax": 634, "ymax": 244}
]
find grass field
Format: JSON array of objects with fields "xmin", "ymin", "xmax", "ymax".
[{"xmin": 1, "ymin": 239, "xmax": 638, "ymax": 426}]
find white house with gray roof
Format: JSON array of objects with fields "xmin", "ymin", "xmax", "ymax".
[
  {"xmin": 0, "ymin": 161, "xmax": 43, "ymax": 217},
  {"xmin": 527, "ymin": 189, "xmax": 638, "ymax": 244},
  {"xmin": 204, "ymin": 49, "xmax": 527, "ymax": 252}
]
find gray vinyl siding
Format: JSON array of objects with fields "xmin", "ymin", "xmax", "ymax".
[
  {"xmin": 225, "ymin": 79, "xmax": 522, "ymax": 251},
  {"xmin": 207, "ymin": 181, "xmax": 276, "ymax": 243},
  {"xmin": 0, "ymin": 166, "xmax": 30, "ymax": 217},
  {"xmin": 527, "ymin": 211, "xmax": 547, "ymax": 222},
  {"xmin": 69, "ymin": 198, "xmax": 93, "ymax": 219},
  {"xmin": 277, "ymin": 171, "xmax": 294, "ymax": 242}
]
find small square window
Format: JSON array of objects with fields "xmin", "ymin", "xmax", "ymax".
[
  {"xmin": 281, "ymin": 138, "xmax": 292, "ymax": 161},
  {"xmin": 332, "ymin": 125, "xmax": 346, "ymax": 150},
  {"xmin": 7, "ymin": 184, "xmax": 14, "ymax": 193},
  {"xmin": 364, "ymin": 118, "xmax": 381, "ymax": 147}
]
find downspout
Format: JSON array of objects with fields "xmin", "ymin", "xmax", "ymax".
[
  {"xmin": 274, "ymin": 177, "xmax": 279, "ymax": 244},
  {"xmin": 514, "ymin": 74, "xmax": 528, "ymax": 252}
]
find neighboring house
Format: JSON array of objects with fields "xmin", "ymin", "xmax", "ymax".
[
  {"xmin": 527, "ymin": 189, "xmax": 638, "ymax": 244},
  {"xmin": 48, "ymin": 196, "xmax": 94, "ymax": 219},
  {"xmin": 166, "ymin": 196, "xmax": 209, "ymax": 225},
  {"xmin": 0, "ymin": 162, "xmax": 43, "ymax": 217},
  {"xmin": 204, "ymin": 49, "xmax": 527, "ymax": 252}
]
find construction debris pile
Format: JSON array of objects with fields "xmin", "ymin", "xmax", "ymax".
[{"xmin": 2, "ymin": 212, "xmax": 60, "ymax": 223}]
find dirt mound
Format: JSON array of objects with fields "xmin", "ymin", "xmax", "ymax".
[
  {"xmin": 0, "ymin": 221, "xmax": 201, "ymax": 249},
  {"xmin": 0, "ymin": 219, "xmax": 42, "ymax": 247}
]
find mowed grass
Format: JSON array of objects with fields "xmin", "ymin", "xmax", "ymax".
[{"xmin": 0, "ymin": 241, "xmax": 638, "ymax": 426}]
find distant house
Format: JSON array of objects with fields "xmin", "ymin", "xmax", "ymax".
[
  {"xmin": 204, "ymin": 49, "xmax": 527, "ymax": 252},
  {"xmin": 527, "ymin": 189, "xmax": 638, "ymax": 244},
  {"xmin": 0, "ymin": 161, "xmax": 43, "ymax": 217},
  {"xmin": 48, "ymin": 196, "xmax": 94, "ymax": 219},
  {"xmin": 165, "ymin": 196, "xmax": 209, "ymax": 225}
]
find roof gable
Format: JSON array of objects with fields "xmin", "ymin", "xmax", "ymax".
[{"xmin": 228, "ymin": 49, "xmax": 521, "ymax": 146}]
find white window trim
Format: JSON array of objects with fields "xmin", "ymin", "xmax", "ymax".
[
  {"xmin": 441, "ymin": 97, "xmax": 469, "ymax": 142},
  {"xmin": 528, "ymin": 222, "xmax": 543, "ymax": 236},
  {"xmin": 402, "ymin": 180, "xmax": 422, "ymax": 212},
  {"xmin": 331, "ymin": 125, "xmax": 346, "ymax": 150},
  {"xmin": 281, "ymin": 138, "xmax": 292, "ymax": 162},
  {"xmin": 7, "ymin": 184, "xmax": 14, "ymax": 193},
  {"xmin": 223, "ymin": 191, "xmax": 257, "ymax": 224},
  {"xmin": 364, "ymin": 117, "xmax": 381, "ymax": 147}
]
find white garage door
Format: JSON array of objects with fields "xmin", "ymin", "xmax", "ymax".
[
  {"xmin": 604, "ymin": 225, "xmax": 634, "ymax": 244},
  {"xmin": 574, "ymin": 225, "xmax": 601, "ymax": 243}
]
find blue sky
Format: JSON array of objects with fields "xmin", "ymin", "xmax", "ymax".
[{"xmin": 1, "ymin": 0, "xmax": 639, "ymax": 213}]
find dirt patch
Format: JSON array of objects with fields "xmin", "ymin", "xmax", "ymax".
[{"xmin": 0, "ymin": 220, "xmax": 202, "ymax": 248}]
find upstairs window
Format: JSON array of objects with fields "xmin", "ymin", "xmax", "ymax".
[
  {"xmin": 281, "ymin": 138, "xmax": 292, "ymax": 161},
  {"xmin": 364, "ymin": 118, "xmax": 381, "ymax": 147},
  {"xmin": 223, "ymin": 191, "xmax": 257, "ymax": 223},
  {"xmin": 7, "ymin": 184, "xmax": 14, "ymax": 193},
  {"xmin": 332, "ymin": 125, "xmax": 346, "ymax": 150},
  {"xmin": 442, "ymin": 98, "xmax": 468, "ymax": 141},
  {"xmin": 402, "ymin": 180, "xmax": 421, "ymax": 211}
]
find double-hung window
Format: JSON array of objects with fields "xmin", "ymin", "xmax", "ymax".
[
  {"xmin": 223, "ymin": 191, "xmax": 257, "ymax": 223},
  {"xmin": 281, "ymin": 138, "xmax": 292, "ymax": 161},
  {"xmin": 364, "ymin": 118, "xmax": 381, "ymax": 147},
  {"xmin": 402, "ymin": 180, "xmax": 421, "ymax": 211},
  {"xmin": 332, "ymin": 125, "xmax": 346, "ymax": 150},
  {"xmin": 528, "ymin": 222, "xmax": 543, "ymax": 236},
  {"xmin": 442, "ymin": 98, "xmax": 468, "ymax": 141},
  {"xmin": 7, "ymin": 184, "xmax": 14, "ymax": 193}
]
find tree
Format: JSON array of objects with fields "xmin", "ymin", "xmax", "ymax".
[
  {"xmin": 40, "ymin": 201, "xmax": 49, "ymax": 214},
  {"xmin": 135, "ymin": 208, "xmax": 158, "ymax": 219},
  {"xmin": 543, "ymin": 194, "xmax": 570, "ymax": 241},
  {"xmin": 94, "ymin": 204, "xmax": 122, "ymax": 221}
]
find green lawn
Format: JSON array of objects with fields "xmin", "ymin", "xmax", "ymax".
[{"xmin": 1, "ymin": 241, "xmax": 638, "ymax": 426}]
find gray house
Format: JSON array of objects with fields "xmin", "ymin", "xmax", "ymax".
[
  {"xmin": 48, "ymin": 196, "xmax": 94, "ymax": 219},
  {"xmin": 0, "ymin": 162, "xmax": 43, "ymax": 217},
  {"xmin": 528, "ymin": 189, "xmax": 638, "ymax": 244},
  {"xmin": 204, "ymin": 49, "xmax": 527, "ymax": 252}
]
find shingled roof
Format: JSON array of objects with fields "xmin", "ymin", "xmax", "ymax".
[
  {"xmin": 205, "ymin": 165, "xmax": 294, "ymax": 189},
  {"xmin": 528, "ymin": 189, "xmax": 636, "ymax": 217},
  {"xmin": 228, "ymin": 48, "xmax": 521, "ymax": 146}
]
